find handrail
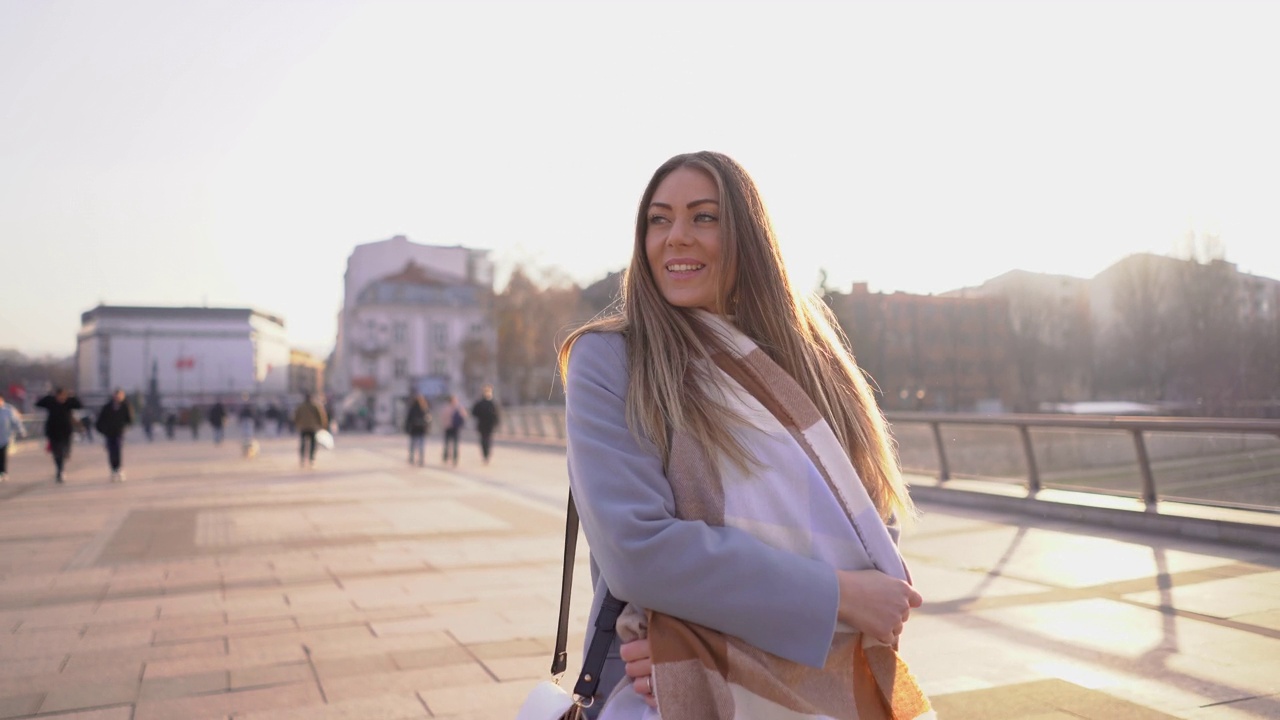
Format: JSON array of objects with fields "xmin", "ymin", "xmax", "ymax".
[{"xmin": 495, "ymin": 406, "xmax": 1280, "ymax": 514}]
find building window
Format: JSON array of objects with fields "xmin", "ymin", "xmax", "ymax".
[
  {"xmin": 393, "ymin": 321, "xmax": 407, "ymax": 343},
  {"xmin": 431, "ymin": 323, "xmax": 448, "ymax": 349},
  {"xmin": 432, "ymin": 358, "xmax": 447, "ymax": 375},
  {"xmin": 394, "ymin": 358, "xmax": 407, "ymax": 379}
]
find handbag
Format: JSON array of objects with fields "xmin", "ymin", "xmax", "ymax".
[{"xmin": 516, "ymin": 493, "xmax": 624, "ymax": 720}]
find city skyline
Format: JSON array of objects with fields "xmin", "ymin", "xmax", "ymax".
[{"xmin": 4, "ymin": 0, "xmax": 1279, "ymax": 357}]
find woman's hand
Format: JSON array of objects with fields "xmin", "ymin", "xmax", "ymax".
[
  {"xmin": 619, "ymin": 638, "xmax": 657, "ymax": 708},
  {"xmin": 835, "ymin": 569, "xmax": 923, "ymax": 646}
]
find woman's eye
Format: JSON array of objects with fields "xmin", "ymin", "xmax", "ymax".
[
  {"xmin": 648, "ymin": 214, "xmax": 670, "ymax": 225},
  {"xmin": 695, "ymin": 212, "xmax": 718, "ymax": 223}
]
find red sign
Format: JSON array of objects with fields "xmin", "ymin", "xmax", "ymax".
[
  {"xmin": 6, "ymin": 383, "xmax": 23, "ymax": 400},
  {"xmin": 175, "ymin": 357, "xmax": 196, "ymax": 370}
]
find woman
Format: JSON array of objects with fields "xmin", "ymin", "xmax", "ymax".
[
  {"xmin": 558, "ymin": 152, "xmax": 929, "ymax": 719},
  {"xmin": 441, "ymin": 395, "xmax": 465, "ymax": 466}
]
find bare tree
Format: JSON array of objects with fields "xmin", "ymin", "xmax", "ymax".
[
  {"xmin": 1095, "ymin": 255, "xmax": 1177, "ymax": 403},
  {"xmin": 494, "ymin": 265, "xmax": 592, "ymax": 404}
]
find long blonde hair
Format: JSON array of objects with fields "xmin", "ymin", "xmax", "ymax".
[{"xmin": 559, "ymin": 152, "xmax": 913, "ymax": 522}]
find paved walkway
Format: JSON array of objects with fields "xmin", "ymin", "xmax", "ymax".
[{"xmin": 0, "ymin": 432, "xmax": 1276, "ymax": 719}]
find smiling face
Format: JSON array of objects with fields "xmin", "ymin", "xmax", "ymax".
[{"xmin": 645, "ymin": 166, "xmax": 728, "ymax": 313}]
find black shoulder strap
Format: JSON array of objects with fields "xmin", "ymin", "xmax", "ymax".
[{"xmin": 551, "ymin": 492, "xmax": 623, "ymax": 701}]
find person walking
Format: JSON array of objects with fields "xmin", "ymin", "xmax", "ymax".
[
  {"xmin": 470, "ymin": 385, "xmax": 500, "ymax": 464},
  {"xmin": 80, "ymin": 409, "xmax": 94, "ymax": 443},
  {"xmin": 36, "ymin": 387, "xmax": 82, "ymax": 483},
  {"xmin": 238, "ymin": 403, "xmax": 259, "ymax": 457},
  {"xmin": 441, "ymin": 395, "xmax": 465, "ymax": 466},
  {"xmin": 209, "ymin": 400, "xmax": 227, "ymax": 445},
  {"xmin": 557, "ymin": 151, "xmax": 927, "ymax": 716},
  {"xmin": 0, "ymin": 395, "xmax": 26, "ymax": 482},
  {"xmin": 95, "ymin": 388, "xmax": 134, "ymax": 482},
  {"xmin": 188, "ymin": 405, "xmax": 203, "ymax": 440},
  {"xmin": 405, "ymin": 392, "xmax": 431, "ymax": 466},
  {"xmin": 293, "ymin": 393, "xmax": 328, "ymax": 468}
]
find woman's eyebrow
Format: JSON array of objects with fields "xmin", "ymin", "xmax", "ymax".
[{"xmin": 648, "ymin": 199, "xmax": 719, "ymax": 210}]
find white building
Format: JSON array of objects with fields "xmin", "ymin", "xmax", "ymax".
[
  {"xmin": 76, "ymin": 305, "xmax": 291, "ymax": 407},
  {"xmin": 331, "ymin": 236, "xmax": 496, "ymax": 429}
]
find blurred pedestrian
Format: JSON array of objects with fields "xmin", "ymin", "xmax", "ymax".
[
  {"xmin": 470, "ymin": 385, "xmax": 500, "ymax": 464},
  {"xmin": 95, "ymin": 388, "xmax": 134, "ymax": 482},
  {"xmin": 293, "ymin": 392, "xmax": 328, "ymax": 468},
  {"xmin": 209, "ymin": 400, "xmax": 227, "ymax": 444},
  {"xmin": 442, "ymin": 395, "xmax": 465, "ymax": 466},
  {"xmin": 0, "ymin": 395, "xmax": 26, "ymax": 482},
  {"xmin": 36, "ymin": 387, "xmax": 82, "ymax": 483},
  {"xmin": 188, "ymin": 405, "xmax": 202, "ymax": 439},
  {"xmin": 80, "ymin": 410, "xmax": 94, "ymax": 442},
  {"xmin": 405, "ymin": 392, "xmax": 430, "ymax": 466},
  {"xmin": 164, "ymin": 411, "xmax": 177, "ymax": 439},
  {"xmin": 238, "ymin": 404, "xmax": 259, "ymax": 458}
]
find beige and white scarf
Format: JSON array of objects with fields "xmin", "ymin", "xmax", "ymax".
[{"xmin": 610, "ymin": 312, "xmax": 932, "ymax": 720}]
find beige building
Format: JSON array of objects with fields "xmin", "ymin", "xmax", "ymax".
[{"xmin": 331, "ymin": 236, "xmax": 496, "ymax": 429}]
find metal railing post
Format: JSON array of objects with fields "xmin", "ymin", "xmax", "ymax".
[
  {"xmin": 1019, "ymin": 424, "xmax": 1041, "ymax": 496},
  {"xmin": 1130, "ymin": 429, "xmax": 1158, "ymax": 507},
  {"xmin": 930, "ymin": 422, "xmax": 951, "ymax": 482}
]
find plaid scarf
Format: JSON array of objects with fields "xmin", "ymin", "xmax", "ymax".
[{"xmin": 611, "ymin": 313, "xmax": 932, "ymax": 720}]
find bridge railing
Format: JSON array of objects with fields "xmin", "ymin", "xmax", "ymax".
[{"xmin": 497, "ymin": 407, "xmax": 1280, "ymax": 514}]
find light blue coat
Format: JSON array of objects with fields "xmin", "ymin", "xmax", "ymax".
[
  {"xmin": 0, "ymin": 405, "xmax": 25, "ymax": 447},
  {"xmin": 565, "ymin": 332, "xmax": 841, "ymax": 708}
]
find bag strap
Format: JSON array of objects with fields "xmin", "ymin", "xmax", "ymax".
[{"xmin": 551, "ymin": 492, "xmax": 623, "ymax": 702}]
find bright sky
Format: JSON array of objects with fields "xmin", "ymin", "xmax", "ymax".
[{"xmin": 3, "ymin": 0, "xmax": 1278, "ymax": 357}]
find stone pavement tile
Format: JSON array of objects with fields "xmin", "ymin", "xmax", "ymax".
[
  {"xmin": 154, "ymin": 593, "xmax": 225, "ymax": 619},
  {"xmin": 906, "ymin": 525, "xmax": 1238, "ymax": 590},
  {"xmin": 76, "ymin": 624, "xmax": 154, "ymax": 650},
  {"xmin": 153, "ymin": 616, "xmax": 297, "ymax": 645},
  {"xmin": 64, "ymin": 637, "xmax": 226, "ymax": 671},
  {"xmin": 29, "ymin": 707, "xmax": 134, "ymax": 720},
  {"xmin": 281, "ymin": 587, "xmax": 350, "ymax": 612},
  {"xmin": 144, "ymin": 653, "xmax": 296, "ymax": 681},
  {"xmin": 91, "ymin": 598, "xmax": 162, "ymax": 623},
  {"xmin": 229, "ymin": 661, "xmax": 311, "ymax": 689},
  {"xmin": 228, "ymin": 625, "xmax": 374, "ymax": 658},
  {"xmin": 8, "ymin": 601, "xmax": 99, "ymax": 630},
  {"xmin": 929, "ymin": 678, "xmax": 1181, "ymax": 720},
  {"xmin": 1123, "ymin": 571, "xmax": 1280, "ymax": 619},
  {"xmin": 0, "ymin": 654, "xmax": 67, "ymax": 678},
  {"xmin": 2, "ymin": 627, "xmax": 84, "ymax": 656},
  {"xmin": 478, "ymin": 655, "xmax": 543, "ymax": 682},
  {"xmin": 0, "ymin": 692, "xmax": 44, "ymax": 718},
  {"xmin": 150, "ymin": 611, "xmax": 227, "ymax": 630},
  {"xmin": 421, "ymin": 678, "xmax": 538, "ymax": 717},
  {"xmin": 311, "ymin": 653, "xmax": 398, "ymax": 680},
  {"xmin": 52, "ymin": 658, "xmax": 145, "ymax": 686},
  {"xmin": 138, "ymin": 671, "xmax": 229, "ymax": 701},
  {"xmin": 292, "ymin": 606, "xmax": 430, "ymax": 630},
  {"xmin": 1182, "ymin": 696, "xmax": 1280, "ymax": 719},
  {"xmin": 134, "ymin": 680, "xmax": 323, "ymax": 720},
  {"xmin": 1234, "ymin": 607, "xmax": 1280, "ymax": 631},
  {"xmin": 466, "ymin": 638, "xmax": 554, "ymax": 661},
  {"xmin": 39, "ymin": 681, "xmax": 138, "ymax": 715},
  {"xmin": 234, "ymin": 693, "xmax": 430, "ymax": 720},
  {"xmin": 386, "ymin": 645, "xmax": 472, "ymax": 672},
  {"xmin": 321, "ymin": 663, "xmax": 493, "ymax": 704}
]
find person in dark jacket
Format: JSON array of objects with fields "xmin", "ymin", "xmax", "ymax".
[
  {"xmin": 470, "ymin": 385, "xmax": 500, "ymax": 464},
  {"xmin": 36, "ymin": 387, "xmax": 83, "ymax": 483},
  {"xmin": 209, "ymin": 401, "xmax": 227, "ymax": 445},
  {"xmin": 404, "ymin": 392, "xmax": 431, "ymax": 466},
  {"xmin": 95, "ymin": 388, "xmax": 135, "ymax": 482}
]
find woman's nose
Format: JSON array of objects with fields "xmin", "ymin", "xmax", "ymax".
[{"xmin": 665, "ymin": 217, "xmax": 693, "ymax": 246}]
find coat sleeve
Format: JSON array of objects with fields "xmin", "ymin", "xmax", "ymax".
[{"xmin": 565, "ymin": 332, "xmax": 840, "ymax": 668}]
